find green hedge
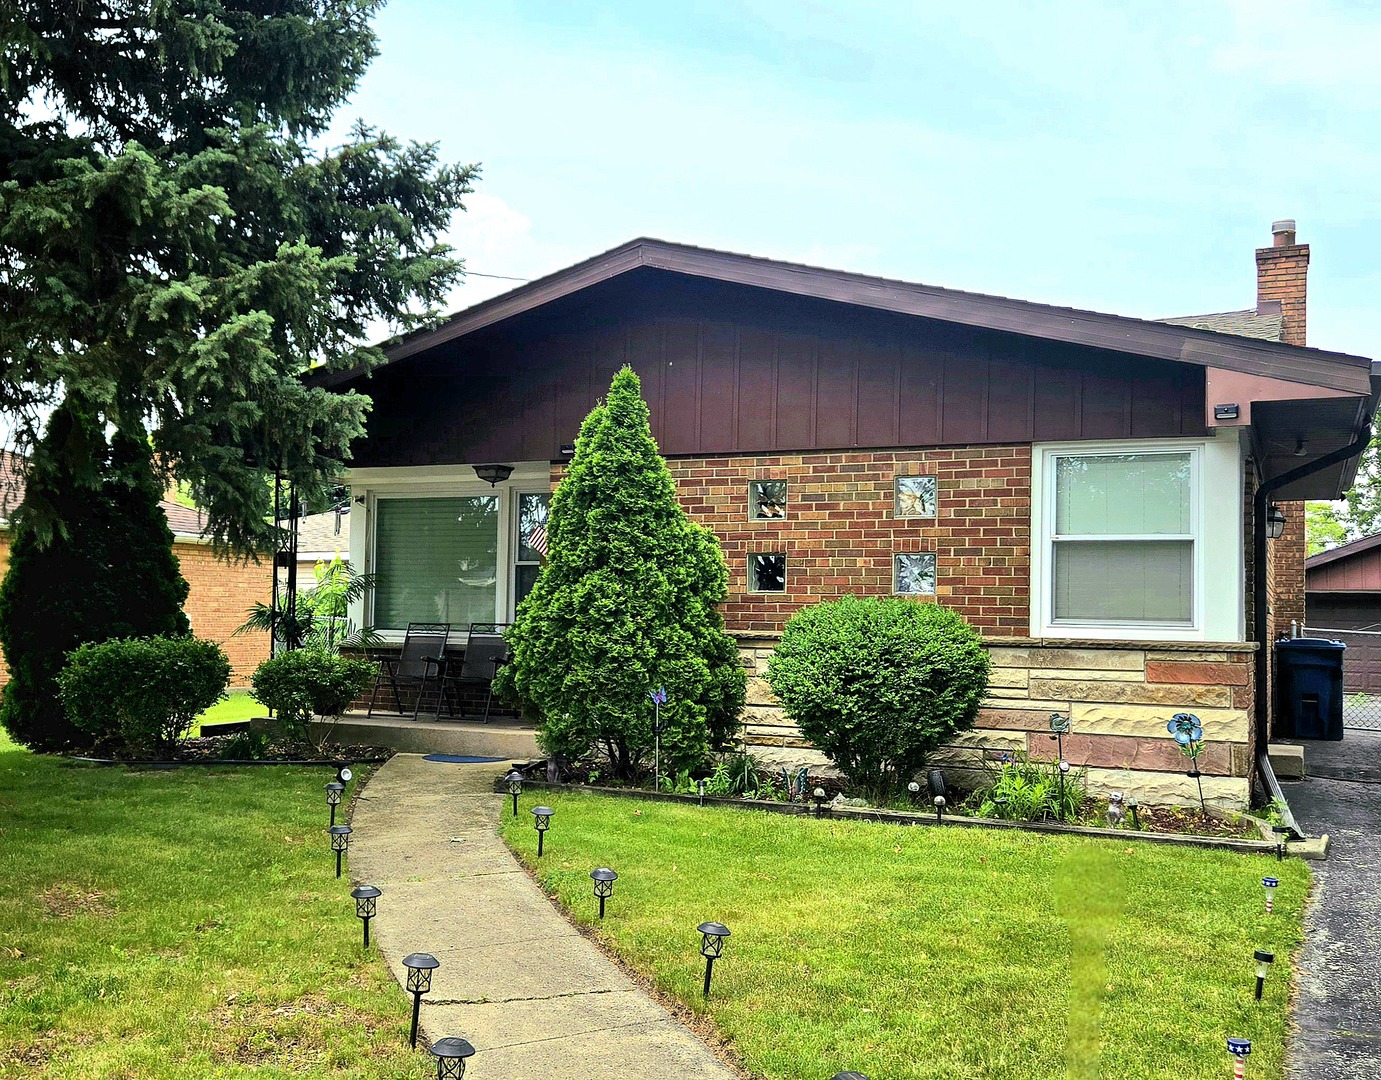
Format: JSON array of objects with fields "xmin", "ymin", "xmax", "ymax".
[{"xmin": 251, "ymin": 649, "xmax": 375, "ymax": 740}]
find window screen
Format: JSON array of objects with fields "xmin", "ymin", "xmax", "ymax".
[{"xmin": 373, "ymin": 497, "xmax": 499, "ymax": 630}]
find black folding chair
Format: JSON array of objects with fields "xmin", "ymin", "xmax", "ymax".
[
  {"xmin": 444, "ymin": 622, "xmax": 510, "ymax": 723},
  {"xmin": 367, "ymin": 622, "xmax": 451, "ymax": 720}
]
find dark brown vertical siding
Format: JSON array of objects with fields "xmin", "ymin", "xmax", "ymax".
[
  {"xmin": 699, "ymin": 323, "xmax": 738, "ymax": 451},
  {"xmin": 898, "ymin": 342, "xmax": 941, "ymax": 445},
  {"xmin": 940, "ymin": 352, "xmax": 986, "ymax": 443},
  {"xmin": 815, "ymin": 338, "xmax": 856, "ymax": 448},
  {"xmin": 775, "ymin": 332, "xmax": 816, "ymax": 449},
  {"xmin": 661, "ymin": 319, "xmax": 701, "ymax": 454},
  {"xmin": 736, "ymin": 328, "xmax": 777, "ymax": 451},
  {"xmin": 855, "ymin": 340, "xmax": 900, "ymax": 448}
]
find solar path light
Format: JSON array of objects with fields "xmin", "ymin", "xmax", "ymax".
[
  {"xmin": 591, "ymin": 868, "xmax": 617, "ymax": 919},
  {"xmin": 1253, "ymin": 950, "xmax": 1274, "ymax": 1000},
  {"xmin": 1227, "ymin": 1037, "xmax": 1251, "ymax": 1080},
  {"xmin": 504, "ymin": 769, "xmax": 524, "ymax": 817},
  {"xmin": 337, "ymin": 765, "xmax": 353, "ymax": 785},
  {"xmin": 351, "ymin": 885, "xmax": 380, "ymax": 947},
  {"xmin": 933, "ymin": 794, "xmax": 946, "ymax": 824},
  {"xmin": 402, "ymin": 952, "xmax": 440, "ymax": 1047},
  {"xmin": 1262, "ymin": 876, "xmax": 1279, "ymax": 914},
  {"xmin": 812, "ymin": 787, "xmax": 827, "ymax": 818},
  {"xmin": 430, "ymin": 1036, "xmax": 476, "ymax": 1079},
  {"xmin": 328, "ymin": 824, "xmax": 351, "ymax": 879},
  {"xmin": 907, "ymin": 780, "xmax": 921, "ymax": 805},
  {"xmin": 697, "ymin": 921, "xmax": 730, "ymax": 997},
  {"xmin": 531, "ymin": 805, "xmax": 554, "ymax": 857},
  {"xmin": 325, "ymin": 781, "xmax": 344, "ymax": 827},
  {"xmin": 832, "ymin": 1073, "xmax": 871, "ymax": 1080},
  {"xmin": 697, "ymin": 777, "xmax": 707, "ymax": 806}
]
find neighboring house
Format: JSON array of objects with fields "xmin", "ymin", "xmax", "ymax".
[
  {"xmin": 294, "ymin": 508, "xmax": 352, "ymax": 584},
  {"xmin": 0, "ymin": 453, "xmax": 270, "ymax": 687},
  {"xmin": 314, "ymin": 222, "xmax": 1376, "ymax": 807},
  {"xmin": 1305, "ymin": 536, "xmax": 1381, "ymax": 697}
]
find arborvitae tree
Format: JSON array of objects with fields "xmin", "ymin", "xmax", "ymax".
[
  {"xmin": 497, "ymin": 367, "xmax": 745, "ymax": 779},
  {"xmin": 0, "ymin": 406, "xmax": 190, "ymax": 752}
]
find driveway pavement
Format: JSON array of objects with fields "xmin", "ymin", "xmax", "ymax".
[
  {"xmin": 1282, "ymin": 731, "xmax": 1381, "ymax": 1077},
  {"xmin": 348, "ymin": 753, "xmax": 736, "ymax": 1079}
]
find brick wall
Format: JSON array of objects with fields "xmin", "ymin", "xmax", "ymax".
[{"xmin": 175, "ymin": 541, "xmax": 270, "ymax": 686}]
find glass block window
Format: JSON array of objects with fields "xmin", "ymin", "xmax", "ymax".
[
  {"xmin": 749, "ymin": 480, "xmax": 787, "ymax": 520},
  {"xmin": 750, "ymin": 553, "xmax": 787, "ymax": 592},
  {"xmin": 894, "ymin": 553, "xmax": 937, "ymax": 595},
  {"xmin": 895, "ymin": 475, "xmax": 937, "ymax": 518}
]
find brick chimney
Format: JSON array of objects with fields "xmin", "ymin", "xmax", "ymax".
[{"xmin": 1256, "ymin": 219, "xmax": 1308, "ymax": 346}]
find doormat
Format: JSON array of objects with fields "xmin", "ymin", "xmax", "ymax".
[{"xmin": 422, "ymin": 754, "xmax": 507, "ymax": 764}]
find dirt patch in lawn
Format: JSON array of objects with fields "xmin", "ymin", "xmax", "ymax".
[
  {"xmin": 40, "ymin": 884, "xmax": 115, "ymax": 919},
  {"xmin": 209, "ymin": 992, "xmax": 393, "ymax": 1067}
]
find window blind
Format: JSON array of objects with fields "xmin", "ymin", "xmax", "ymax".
[{"xmin": 373, "ymin": 497, "xmax": 499, "ymax": 630}]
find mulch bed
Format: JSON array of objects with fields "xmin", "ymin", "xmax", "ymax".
[{"xmin": 77, "ymin": 735, "xmax": 394, "ymax": 765}]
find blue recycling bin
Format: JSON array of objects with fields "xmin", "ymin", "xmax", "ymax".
[{"xmin": 1275, "ymin": 637, "xmax": 1346, "ymax": 741}]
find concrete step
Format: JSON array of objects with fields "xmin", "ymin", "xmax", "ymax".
[{"xmin": 308, "ymin": 713, "xmax": 540, "ymax": 758}]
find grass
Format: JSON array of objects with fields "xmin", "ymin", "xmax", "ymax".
[
  {"xmin": 0, "ymin": 729, "xmax": 428, "ymax": 1079},
  {"xmin": 502, "ymin": 791, "xmax": 1309, "ymax": 1080},
  {"xmin": 188, "ymin": 691, "xmax": 265, "ymax": 737}
]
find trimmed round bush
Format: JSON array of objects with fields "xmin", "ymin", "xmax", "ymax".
[
  {"xmin": 251, "ymin": 649, "xmax": 376, "ymax": 740},
  {"xmin": 766, "ymin": 597, "xmax": 990, "ymax": 799},
  {"xmin": 59, "ymin": 635, "xmax": 229, "ymax": 756}
]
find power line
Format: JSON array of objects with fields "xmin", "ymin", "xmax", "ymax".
[{"xmin": 465, "ymin": 270, "xmax": 531, "ymax": 282}]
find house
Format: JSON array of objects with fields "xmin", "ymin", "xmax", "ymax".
[
  {"xmin": 1304, "ymin": 535, "xmax": 1381, "ymax": 699},
  {"xmin": 0, "ymin": 452, "xmax": 270, "ymax": 686},
  {"xmin": 316, "ymin": 222, "xmax": 1377, "ymax": 807}
]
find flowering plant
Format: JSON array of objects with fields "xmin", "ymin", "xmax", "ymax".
[{"xmin": 1168, "ymin": 712, "xmax": 1207, "ymax": 811}]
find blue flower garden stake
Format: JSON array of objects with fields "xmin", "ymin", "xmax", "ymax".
[
  {"xmin": 1168, "ymin": 712, "xmax": 1207, "ymax": 813},
  {"xmin": 650, "ymin": 687, "xmax": 667, "ymax": 792}
]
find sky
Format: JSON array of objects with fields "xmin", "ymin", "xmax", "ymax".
[{"xmin": 331, "ymin": 0, "xmax": 1381, "ymax": 361}]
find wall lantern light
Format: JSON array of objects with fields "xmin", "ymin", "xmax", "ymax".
[
  {"xmin": 531, "ymin": 805, "xmax": 554, "ymax": 857},
  {"xmin": 473, "ymin": 463, "xmax": 514, "ymax": 487},
  {"xmin": 1227, "ymin": 1037, "xmax": 1251, "ymax": 1079},
  {"xmin": 504, "ymin": 769, "xmax": 524, "ymax": 817},
  {"xmin": 591, "ymin": 868, "xmax": 618, "ymax": 919},
  {"xmin": 402, "ymin": 952, "xmax": 440, "ymax": 1046},
  {"xmin": 430, "ymin": 1036, "xmax": 476, "ymax": 1079},
  {"xmin": 1262, "ymin": 876, "xmax": 1279, "ymax": 914},
  {"xmin": 328, "ymin": 824, "xmax": 351, "ymax": 878},
  {"xmin": 325, "ymin": 781, "xmax": 344, "ymax": 826},
  {"xmin": 1253, "ymin": 949, "xmax": 1274, "ymax": 1000},
  {"xmin": 1266, "ymin": 505, "xmax": 1286, "ymax": 540},
  {"xmin": 351, "ymin": 885, "xmax": 381, "ymax": 948},
  {"xmin": 697, "ymin": 921, "xmax": 730, "ymax": 996}
]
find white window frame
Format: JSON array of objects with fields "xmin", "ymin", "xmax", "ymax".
[
  {"xmin": 1030, "ymin": 435, "xmax": 1243, "ymax": 643},
  {"xmin": 512, "ymin": 489, "xmax": 552, "ymax": 610}
]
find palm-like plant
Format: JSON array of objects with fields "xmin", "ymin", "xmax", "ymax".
[{"xmin": 236, "ymin": 556, "xmax": 381, "ymax": 653}]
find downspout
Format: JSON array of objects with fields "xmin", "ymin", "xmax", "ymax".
[{"xmin": 1252, "ymin": 420, "xmax": 1372, "ymax": 837}]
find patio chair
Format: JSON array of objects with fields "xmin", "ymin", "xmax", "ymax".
[
  {"xmin": 367, "ymin": 622, "xmax": 451, "ymax": 720},
  {"xmin": 443, "ymin": 622, "xmax": 511, "ymax": 723}
]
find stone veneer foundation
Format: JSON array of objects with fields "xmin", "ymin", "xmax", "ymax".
[{"xmin": 736, "ymin": 634, "xmax": 1256, "ymax": 808}]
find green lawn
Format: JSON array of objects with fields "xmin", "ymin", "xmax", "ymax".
[
  {"xmin": 502, "ymin": 792, "xmax": 1308, "ymax": 1080},
  {"xmin": 0, "ymin": 731, "xmax": 428, "ymax": 1079},
  {"xmin": 191, "ymin": 691, "xmax": 266, "ymax": 735}
]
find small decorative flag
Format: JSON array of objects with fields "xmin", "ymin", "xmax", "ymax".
[{"xmin": 527, "ymin": 524, "xmax": 548, "ymax": 558}]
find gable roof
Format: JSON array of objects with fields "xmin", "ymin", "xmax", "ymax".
[
  {"xmin": 315, "ymin": 237, "xmax": 1374, "ymax": 395},
  {"xmin": 1159, "ymin": 307, "xmax": 1284, "ymax": 342},
  {"xmin": 1306, "ymin": 532, "xmax": 1381, "ymax": 571},
  {"xmin": 297, "ymin": 509, "xmax": 350, "ymax": 558}
]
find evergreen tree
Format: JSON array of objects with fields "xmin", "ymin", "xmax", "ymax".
[
  {"xmin": 497, "ymin": 367, "xmax": 745, "ymax": 779},
  {"xmin": 0, "ymin": 407, "xmax": 190, "ymax": 751}
]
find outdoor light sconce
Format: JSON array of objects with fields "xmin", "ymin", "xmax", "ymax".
[
  {"xmin": 531, "ymin": 805, "xmax": 554, "ymax": 857},
  {"xmin": 1266, "ymin": 505, "xmax": 1286, "ymax": 540},
  {"xmin": 402, "ymin": 952, "xmax": 440, "ymax": 1046},
  {"xmin": 697, "ymin": 777, "xmax": 707, "ymax": 806},
  {"xmin": 329, "ymin": 824, "xmax": 352, "ymax": 879},
  {"xmin": 351, "ymin": 885, "xmax": 381, "ymax": 948},
  {"xmin": 472, "ymin": 463, "xmax": 514, "ymax": 487},
  {"xmin": 1227, "ymin": 1037, "xmax": 1252, "ymax": 1079},
  {"xmin": 812, "ymin": 787, "xmax": 828, "ymax": 818},
  {"xmin": 1262, "ymin": 876, "xmax": 1279, "ymax": 914},
  {"xmin": 933, "ymin": 795, "xmax": 946, "ymax": 824},
  {"xmin": 325, "ymin": 781, "xmax": 345, "ymax": 827},
  {"xmin": 1253, "ymin": 950, "xmax": 1274, "ymax": 1000},
  {"xmin": 591, "ymin": 868, "xmax": 618, "ymax": 919},
  {"xmin": 504, "ymin": 769, "xmax": 524, "ymax": 817},
  {"xmin": 430, "ymin": 1036, "xmax": 476, "ymax": 1079},
  {"xmin": 697, "ymin": 921, "xmax": 731, "ymax": 997}
]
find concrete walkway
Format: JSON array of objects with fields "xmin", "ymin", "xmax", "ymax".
[
  {"xmin": 349, "ymin": 754, "xmax": 736, "ymax": 1079},
  {"xmin": 1283, "ymin": 731, "xmax": 1381, "ymax": 1078}
]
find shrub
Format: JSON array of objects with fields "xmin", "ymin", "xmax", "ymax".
[
  {"xmin": 251, "ymin": 648, "xmax": 376, "ymax": 741},
  {"xmin": 766, "ymin": 596, "xmax": 989, "ymax": 800},
  {"xmin": 497, "ymin": 367, "xmax": 746, "ymax": 780},
  {"xmin": 59, "ymin": 636, "xmax": 229, "ymax": 756},
  {"xmin": 978, "ymin": 754, "xmax": 1087, "ymax": 822}
]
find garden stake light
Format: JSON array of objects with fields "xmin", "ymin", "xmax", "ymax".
[
  {"xmin": 591, "ymin": 867, "xmax": 617, "ymax": 918},
  {"xmin": 933, "ymin": 795, "xmax": 946, "ymax": 824},
  {"xmin": 336, "ymin": 765, "xmax": 353, "ymax": 785},
  {"xmin": 1050, "ymin": 712, "xmax": 1071, "ymax": 820},
  {"xmin": 504, "ymin": 769, "xmax": 524, "ymax": 817},
  {"xmin": 402, "ymin": 952, "xmax": 440, "ymax": 1047},
  {"xmin": 1227, "ymin": 1037, "xmax": 1251, "ymax": 1079},
  {"xmin": 1262, "ymin": 876, "xmax": 1279, "ymax": 914},
  {"xmin": 831, "ymin": 1073, "xmax": 871, "ymax": 1080},
  {"xmin": 430, "ymin": 1036, "xmax": 476, "ymax": 1079},
  {"xmin": 328, "ymin": 824, "xmax": 351, "ymax": 878},
  {"xmin": 697, "ymin": 921, "xmax": 730, "ymax": 997},
  {"xmin": 1056, "ymin": 760, "xmax": 1071, "ymax": 822},
  {"xmin": 1169, "ymin": 712, "xmax": 1208, "ymax": 813},
  {"xmin": 351, "ymin": 884, "xmax": 381, "ymax": 947},
  {"xmin": 1271, "ymin": 824, "xmax": 1290, "ymax": 861},
  {"xmin": 1127, "ymin": 794, "xmax": 1141, "ymax": 830},
  {"xmin": 813, "ymin": 787, "xmax": 827, "ymax": 818},
  {"xmin": 531, "ymin": 806, "xmax": 554, "ymax": 857},
  {"xmin": 1253, "ymin": 949, "xmax": 1274, "ymax": 1000},
  {"xmin": 697, "ymin": 777, "xmax": 707, "ymax": 806},
  {"xmin": 907, "ymin": 780, "xmax": 921, "ymax": 805},
  {"xmin": 325, "ymin": 781, "xmax": 344, "ymax": 827}
]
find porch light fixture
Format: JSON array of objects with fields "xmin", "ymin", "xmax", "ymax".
[
  {"xmin": 933, "ymin": 794, "xmax": 946, "ymax": 824},
  {"xmin": 504, "ymin": 769, "xmax": 524, "ymax": 817},
  {"xmin": 1266, "ymin": 505, "xmax": 1286, "ymax": 540},
  {"xmin": 430, "ymin": 1036, "xmax": 477, "ymax": 1079},
  {"xmin": 329, "ymin": 824, "xmax": 351, "ymax": 878},
  {"xmin": 1253, "ymin": 949, "xmax": 1274, "ymax": 1000},
  {"xmin": 591, "ymin": 867, "xmax": 618, "ymax": 919},
  {"xmin": 697, "ymin": 777, "xmax": 707, "ymax": 806},
  {"xmin": 351, "ymin": 884, "xmax": 381, "ymax": 947},
  {"xmin": 1227, "ymin": 1037, "xmax": 1251, "ymax": 1079},
  {"xmin": 531, "ymin": 805, "xmax": 554, "ymax": 857},
  {"xmin": 1262, "ymin": 876, "xmax": 1279, "ymax": 914},
  {"xmin": 402, "ymin": 952, "xmax": 440, "ymax": 1046},
  {"xmin": 812, "ymin": 786, "xmax": 827, "ymax": 818},
  {"xmin": 472, "ymin": 463, "xmax": 514, "ymax": 487},
  {"xmin": 697, "ymin": 921, "xmax": 730, "ymax": 996},
  {"xmin": 325, "ymin": 781, "xmax": 344, "ymax": 826},
  {"xmin": 559, "ymin": 443, "xmax": 576, "ymax": 457}
]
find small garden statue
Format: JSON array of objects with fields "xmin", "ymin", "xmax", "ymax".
[
  {"xmin": 1105, "ymin": 791, "xmax": 1125, "ymax": 828},
  {"xmin": 1168, "ymin": 712, "xmax": 1207, "ymax": 813}
]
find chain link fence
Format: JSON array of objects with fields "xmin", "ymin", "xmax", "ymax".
[{"xmin": 1303, "ymin": 627, "xmax": 1381, "ymax": 731}]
